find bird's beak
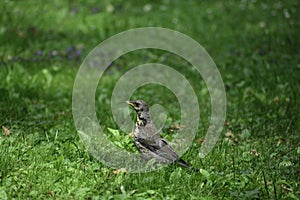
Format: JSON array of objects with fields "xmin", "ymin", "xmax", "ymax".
[{"xmin": 126, "ymin": 101, "xmax": 134, "ymax": 107}]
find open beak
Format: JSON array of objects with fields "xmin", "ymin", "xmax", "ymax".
[{"xmin": 126, "ymin": 101, "xmax": 135, "ymax": 107}]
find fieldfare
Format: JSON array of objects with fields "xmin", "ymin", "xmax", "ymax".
[{"xmin": 126, "ymin": 99, "xmax": 199, "ymax": 172}]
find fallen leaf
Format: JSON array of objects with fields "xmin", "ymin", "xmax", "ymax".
[
  {"xmin": 128, "ymin": 132, "xmax": 134, "ymax": 138},
  {"xmin": 233, "ymin": 138, "xmax": 239, "ymax": 143},
  {"xmin": 258, "ymin": 21, "xmax": 266, "ymax": 28},
  {"xmin": 225, "ymin": 131, "xmax": 234, "ymax": 138},
  {"xmin": 170, "ymin": 124, "xmax": 181, "ymax": 130},
  {"xmin": 113, "ymin": 168, "xmax": 127, "ymax": 174},
  {"xmin": 273, "ymin": 96, "xmax": 280, "ymax": 103},
  {"xmin": 58, "ymin": 111, "xmax": 66, "ymax": 116},
  {"xmin": 250, "ymin": 149, "xmax": 259, "ymax": 156},
  {"xmin": 2, "ymin": 126, "xmax": 11, "ymax": 136},
  {"xmin": 197, "ymin": 138, "xmax": 203, "ymax": 145},
  {"xmin": 225, "ymin": 121, "xmax": 231, "ymax": 126},
  {"xmin": 81, "ymin": 164, "xmax": 88, "ymax": 171},
  {"xmin": 281, "ymin": 184, "xmax": 292, "ymax": 192},
  {"xmin": 277, "ymin": 138, "xmax": 285, "ymax": 146},
  {"xmin": 209, "ymin": 125, "xmax": 216, "ymax": 131},
  {"xmin": 167, "ymin": 124, "xmax": 182, "ymax": 133},
  {"xmin": 49, "ymin": 191, "xmax": 55, "ymax": 197}
]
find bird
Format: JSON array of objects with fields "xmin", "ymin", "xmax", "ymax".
[{"xmin": 126, "ymin": 99, "xmax": 199, "ymax": 172}]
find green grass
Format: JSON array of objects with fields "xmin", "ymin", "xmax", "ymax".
[{"xmin": 1, "ymin": 0, "xmax": 300, "ymax": 199}]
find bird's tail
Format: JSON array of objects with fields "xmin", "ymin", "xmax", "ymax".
[{"xmin": 177, "ymin": 158, "xmax": 199, "ymax": 173}]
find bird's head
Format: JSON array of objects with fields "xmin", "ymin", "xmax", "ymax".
[{"xmin": 126, "ymin": 99, "xmax": 149, "ymax": 113}]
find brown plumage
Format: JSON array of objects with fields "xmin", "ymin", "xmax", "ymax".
[{"xmin": 126, "ymin": 99, "xmax": 199, "ymax": 172}]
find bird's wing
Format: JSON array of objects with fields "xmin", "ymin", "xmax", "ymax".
[
  {"xmin": 137, "ymin": 136, "xmax": 179, "ymax": 162},
  {"xmin": 137, "ymin": 125, "xmax": 161, "ymax": 138}
]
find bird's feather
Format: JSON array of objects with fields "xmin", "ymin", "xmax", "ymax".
[{"xmin": 127, "ymin": 99, "xmax": 199, "ymax": 172}]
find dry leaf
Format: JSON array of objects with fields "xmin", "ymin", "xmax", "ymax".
[
  {"xmin": 197, "ymin": 138, "xmax": 203, "ymax": 145},
  {"xmin": 273, "ymin": 96, "xmax": 280, "ymax": 103},
  {"xmin": 128, "ymin": 132, "xmax": 134, "ymax": 138},
  {"xmin": 277, "ymin": 138, "xmax": 285, "ymax": 146},
  {"xmin": 49, "ymin": 191, "xmax": 55, "ymax": 197},
  {"xmin": 2, "ymin": 126, "xmax": 11, "ymax": 136},
  {"xmin": 258, "ymin": 21, "xmax": 266, "ymax": 28},
  {"xmin": 58, "ymin": 111, "xmax": 66, "ymax": 116},
  {"xmin": 170, "ymin": 124, "xmax": 181, "ymax": 130},
  {"xmin": 281, "ymin": 184, "xmax": 292, "ymax": 192},
  {"xmin": 167, "ymin": 124, "xmax": 182, "ymax": 133},
  {"xmin": 225, "ymin": 121, "xmax": 231, "ymax": 126},
  {"xmin": 113, "ymin": 168, "xmax": 127, "ymax": 174},
  {"xmin": 81, "ymin": 164, "xmax": 88, "ymax": 171},
  {"xmin": 250, "ymin": 149, "xmax": 259, "ymax": 156},
  {"xmin": 225, "ymin": 131, "xmax": 235, "ymax": 138},
  {"xmin": 209, "ymin": 125, "xmax": 216, "ymax": 131}
]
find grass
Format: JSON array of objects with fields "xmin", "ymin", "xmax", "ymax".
[{"xmin": 0, "ymin": 0, "xmax": 300, "ymax": 199}]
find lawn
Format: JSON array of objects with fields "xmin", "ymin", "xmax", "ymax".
[{"xmin": 0, "ymin": 0, "xmax": 299, "ymax": 199}]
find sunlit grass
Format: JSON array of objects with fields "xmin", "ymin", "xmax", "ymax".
[{"xmin": 0, "ymin": 0, "xmax": 299, "ymax": 199}]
